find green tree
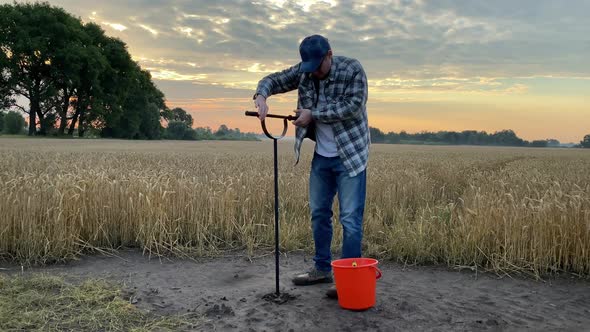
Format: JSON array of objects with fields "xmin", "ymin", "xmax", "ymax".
[
  {"xmin": 360, "ymin": 127, "xmax": 536, "ymax": 146},
  {"xmin": 0, "ymin": 111, "xmax": 4, "ymax": 133},
  {"xmin": 63, "ymin": 23, "xmax": 108, "ymax": 137},
  {"xmin": 51, "ymin": 19, "xmax": 94, "ymax": 136},
  {"xmin": 0, "ymin": 68, "xmax": 14, "ymax": 109},
  {"xmin": 0, "ymin": 8, "xmax": 15, "ymax": 111},
  {"xmin": 1, "ymin": 3, "xmax": 169, "ymax": 139},
  {"xmin": 120, "ymin": 68, "xmax": 165, "ymax": 139},
  {"xmin": 399, "ymin": 130, "xmax": 409, "ymax": 141},
  {"xmin": 69, "ymin": 31, "xmax": 167, "ymax": 140},
  {"xmin": 581, "ymin": 135, "xmax": 590, "ymax": 148},
  {"xmin": 75, "ymin": 34, "xmax": 129, "ymax": 137},
  {"xmin": 0, "ymin": 2, "xmax": 86, "ymax": 135},
  {"xmin": 385, "ymin": 132, "xmax": 400, "ymax": 143},
  {"xmin": 530, "ymin": 140, "xmax": 548, "ymax": 147},
  {"xmin": 183, "ymin": 128, "xmax": 197, "ymax": 140},
  {"xmin": 100, "ymin": 66, "xmax": 165, "ymax": 139},
  {"xmin": 166, "ymin": 121, "xmax": 190, "ymax": 140},
  {"xmin": 3, "ymin": 110, "xmax": 25, "ymax": 134},
  {"xmin": 215, "ymin": 124, "xmax": 230, "ymax": 137},
  {"xmin": 139, "ymin": 102, "xmax": 164, "ymax": 140},
  {"xmin": 369, "ymin": 126, "xmax": 385, "ymax": 143},
  {"xmin": 194, "ymin": 127, "xmax": 213, "ymax": 140},
  {"xmin": 170, "ymin": 107, "xmax": 193, "ymax": 127},
  {"xmin": 491, "ymin": 130, "xmax": 526, "ymax": 146}
]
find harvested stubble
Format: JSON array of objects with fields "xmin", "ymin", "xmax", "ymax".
[{"xmin": 0, "ymin": 138, "xmax": 589, "ymax": 277}]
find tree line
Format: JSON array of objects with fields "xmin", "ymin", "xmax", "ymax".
[
  {"xmin": 164, "ymin": 107, "xmax": 258, "ymax": 141},
  {"xmin": 369, "ymin": 127, "xmax": 590, "ymax": 148},
  {"xmin": 0, "ymin": 2, "xmax": 256, "ymax": 141}
]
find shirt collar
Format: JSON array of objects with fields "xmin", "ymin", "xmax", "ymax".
[{"xmin": 326, "ymin": 56, "xmax": 337, "ymax": 82}]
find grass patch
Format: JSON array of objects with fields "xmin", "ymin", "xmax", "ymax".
[{"xmin": 0, "ymin": 273, "xmax": 200, "ymax": 331}]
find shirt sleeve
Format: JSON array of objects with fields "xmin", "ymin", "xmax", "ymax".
[{"xmin": 254, "ymin": 64, "xmax": 302, "ymax": 99}]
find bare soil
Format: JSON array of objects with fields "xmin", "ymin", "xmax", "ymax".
[{"xmin": 2, "ymin": 250, "xmax": 589, "ymax": 332}]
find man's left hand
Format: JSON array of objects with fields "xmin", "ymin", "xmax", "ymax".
[{"xmin": 292, "ymin": 109, "xmax": 312, "ymax": 127}]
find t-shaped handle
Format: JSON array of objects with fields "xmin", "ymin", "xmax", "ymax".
[{"xmin": 245, "ymin": 111, "xmax": 297, "ymax": 140}]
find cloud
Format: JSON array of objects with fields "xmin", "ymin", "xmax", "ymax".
[
  {"xmin": 138, "ymin": 24, "xmax": 159, "ymax": 36},
  {"xmin": 23, "ymin": 0, "xmax": 585, "ymax": 72},
  {"xmin": 3, "ymin": 0, "xmax": 588, "ymax": 91},
  {"xmin": 371, "ymin": 74, "xmax": 530, "ymax": 95},
  {"xmin": 147, "ymin": 69, "xmax": 207, "ymax": 81},
  {"xmin": 103, "ymin": 22, "xmax": 127, "ymax": 32}
]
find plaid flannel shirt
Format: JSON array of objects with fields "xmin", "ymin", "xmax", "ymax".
[{"xmin": 254, "ymin": 56, "xmax": 369, "ymax": 177}]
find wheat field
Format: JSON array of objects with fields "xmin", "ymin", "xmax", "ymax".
[{"xmin": 0, "ymin": 138, "xmax": 589, "ymax": 277}]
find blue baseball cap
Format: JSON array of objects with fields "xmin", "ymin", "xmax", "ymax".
[{"xmin": 299, "ymin": 35, "xmax": 331, "ymax": 73}]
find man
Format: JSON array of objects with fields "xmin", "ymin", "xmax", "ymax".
[{"xmin": 253, "ymin": 35, "xmax": 369, "ymax": 298}]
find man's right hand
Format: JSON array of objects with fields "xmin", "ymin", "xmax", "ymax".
[{"xmin": 254, "ymin": 94, "xmax": 268, "ymax": 121}]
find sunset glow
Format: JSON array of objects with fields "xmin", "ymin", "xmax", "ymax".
[{"xmin": 4, "ymin": 0, "xmax": 588, "ymax": 142}]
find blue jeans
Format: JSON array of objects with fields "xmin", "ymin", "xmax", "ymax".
[{"xmin": 309, "ymin": 153, "xmax": 367, "ymax": 272}]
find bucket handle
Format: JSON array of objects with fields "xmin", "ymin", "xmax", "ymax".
[{"xmin": 375, "ymin": 266, "xmax": 382, "ymax": 280}]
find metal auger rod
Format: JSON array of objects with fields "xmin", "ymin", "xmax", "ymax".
[
  {"xmin": 273, "ymin": 138, "xmax": 279, "ymax": 295},
  {"xmin": 245, "ymin": 110, "xmax": 295, "ymax": 296}
]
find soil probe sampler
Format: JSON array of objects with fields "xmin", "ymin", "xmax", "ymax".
[{"xmin": 245, "ymin": 111, "xmax": 297, "ymax": 299}]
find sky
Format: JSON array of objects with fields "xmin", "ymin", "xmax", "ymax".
[{"xmin": 5, "ymin": 0, "xmax": 590, "ymax": 142}]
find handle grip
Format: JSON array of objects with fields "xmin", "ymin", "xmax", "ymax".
[
  {"xmin": 244, "ymin": 111, "xmax": 291, "ymax": 140},
  {"xmin": 245, "ymin": 111, "xmax": 298, "ymax": 121},
  {"xmin": 375, "ymin": 267, "xmax": 382, "ymax": 280}
]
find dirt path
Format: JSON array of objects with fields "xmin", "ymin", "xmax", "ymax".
[{"xmin": 3, "ymin": 250, "xmax": 589, "ymax": 331}]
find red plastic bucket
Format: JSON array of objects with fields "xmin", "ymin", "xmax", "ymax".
[{"xmin": 331, "ymin": 258, "xmax": 382, "ymax": 310}]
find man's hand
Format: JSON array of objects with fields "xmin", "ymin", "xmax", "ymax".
[
  {"xmin": 254, "ymin": 94, "xmax": 268, "ymax": 121},
  {"xmin": 292, "ymin": 109, "xmax": 312, "ymax": 127}
]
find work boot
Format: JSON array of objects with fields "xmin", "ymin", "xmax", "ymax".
[
  {"xmin": 292, "ymin": 267, "xmax": 333, "ymax": 286},
  {"xmin": 325, "ymin": 285, "xmax": 338, "ymax": 299}
]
